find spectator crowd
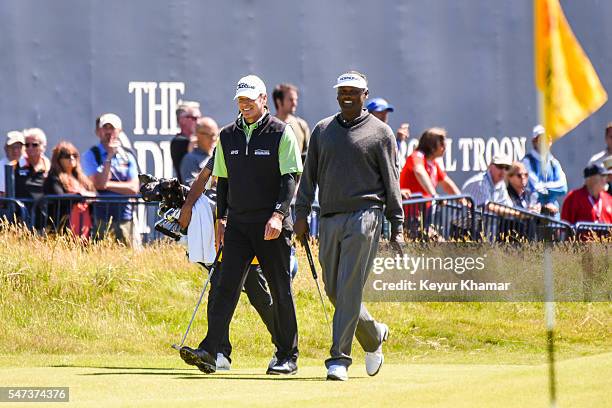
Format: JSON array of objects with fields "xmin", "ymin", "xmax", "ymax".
[{"xmin": 2, "ymin": 82, "xmax": 612, "ymax": 245}]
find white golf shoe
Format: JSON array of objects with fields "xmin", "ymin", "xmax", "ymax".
[
  {"xmin": 326, "ymin": 364, "xmax": 348, "ymax": 381},
  {"xmin": 216, "ymin": 353, "xmax": 231, "ymax": 371},
  {"xmin": 365, "ymin": 323, "xmax": 389, "ymax": 376}
]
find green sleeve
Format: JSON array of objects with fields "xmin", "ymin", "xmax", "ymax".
[
  {"xmin": 278, "ymin": 125, "xmax": 303, "ymax": 175},
  {"xmin": 212, "ymin": 137, "xmax": 228, "ymax": 178}
]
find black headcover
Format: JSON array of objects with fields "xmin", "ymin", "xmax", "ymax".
[
  {"xmin": 139, "ymin": 173, "xmax": 190, "ymax": 240},
  {"xmin": 139, "ymin": 173, "xmax": 190, "ymax": 213}
]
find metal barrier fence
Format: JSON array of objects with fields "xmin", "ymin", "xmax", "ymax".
[
  {"xmin": 574, "ymin": 222, "xmax": 612, "ymax": 240},
  {"xmin": 477, "ymin": 202, "xmax": 573, "ymax": 242},
  {"xmin": 0, "ymin": 197, "xmax": 29, "ymax": 225},
  {"xmin": 0, "ymin": 195, "xmax": 607, "ymax": 244},
  {"xmin": 401, "ymin": 195, "xmax": 476, "ymax": 241},
  {"xmin": 26, "ymin": 195, "xmax": 165, "ymax": 243}
]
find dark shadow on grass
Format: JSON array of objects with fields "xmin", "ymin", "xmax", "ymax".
[
  {"xmin": 78, "ymin": 371, "xmax": 340, "ymax": 381},
  {"xmin": 53, "ymin": 365, "xmax": 190, "ymax": 371},
  {"xmin": 177, "ymin": 373, "xmax": 368, "ymax": 381},
  {"xmin": 82, "ymin": 371, "xmax": 201, "ymax": 376},
  {"xmin": 175, "ymin": 375, "xmax": 329, "ymax": 382}
]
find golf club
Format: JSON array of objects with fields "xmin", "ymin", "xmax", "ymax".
[
  {"xmin": 301, "ymin": 237, "xmax": 332, "ymax": 337},
  {"xmin": 171, "ymin": 244, "xmax": 223, "ymax": 351}
]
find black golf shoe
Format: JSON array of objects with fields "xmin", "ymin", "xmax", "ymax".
[
  {"xmin": 266, "ymin": 358, "xmax": 297, "ymax": 375},
  {"xmin": 179, "ymin": 346, "xmax": 216, "ymax": 374},
  {"xmin": 267, "ymin": 354, "xmax": 278, "ymax": 371}
]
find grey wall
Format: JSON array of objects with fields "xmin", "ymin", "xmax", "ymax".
[{"xmin": 1, "ymin": 0, "xmax": 611, "ymax": 190}]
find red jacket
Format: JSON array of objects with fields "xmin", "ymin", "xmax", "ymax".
[{"xmin": 561, "ymin": 186, "xmax": 612, "ymax": 224}]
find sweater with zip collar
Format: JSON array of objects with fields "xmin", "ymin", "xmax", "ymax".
[{"xmin": 295, "ymin": 109, "xmax": 404, "ymax": 232}]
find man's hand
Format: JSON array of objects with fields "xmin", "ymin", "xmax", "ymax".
[
  {"xmin": 264, "ymin": 212, "xmax": 283, "ymax": 241},
  {"xmin": 178, "ymin": 203, "xmax": 193, "ymax": 229},
  {"xmin": 216, "ymin": 218, "xmax": 227, "ymax": 249},
  {"xmin": 105, "ymin": 139, "xmax": 120, "ymax": 157},
  {"xmin": 543, "ymin": 203, "xmax": 559, "ymax": 215},
  {"xmin": 294, "ymin": 217, "xmax": 309, "ymax": 242},
  {"xmin": 389, "ymin": 226, "xmax": 405, "ymax": 253},
  {"xmin": 529, "ymin": 203, "xmax": 542, "ymax": 213},
  {"xmin": 396, "ymin": 123, "xmax": 409, "ymax": 141}
]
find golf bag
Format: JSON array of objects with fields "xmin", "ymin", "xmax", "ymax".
[{"xmin": 139, "ymin": 173, "xmax": 217, "ymax": 240}]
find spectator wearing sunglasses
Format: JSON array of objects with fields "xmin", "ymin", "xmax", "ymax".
[
  {"xmin": 170, "ymin": 100, "xmax": 202, "ymax": 184},
  {"xmin": 14, "ymin": 128, "xmax": 51, "ymax": 205},
  {"xmin": 522, "ymin": 125, "xmax": 568, "ymax": 218},
  {"xmin": 43, "ymin": 142, "xmax": 95, "ymax": 235},
  {"xmin": 506, "ymin": 161, "xmax": 540, "ymax": 213},
  {"xmin": 462, "ymin": 154, "xmax": 513, "ymax": 207}
]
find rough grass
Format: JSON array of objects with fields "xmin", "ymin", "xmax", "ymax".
[{"xmin": 0, "ymin": 223, "xmax": 610, "ymax": 366}]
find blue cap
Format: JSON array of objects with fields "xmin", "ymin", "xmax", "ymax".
[{"xmin": 366, "ymin": 98, "xmax": 394, "ymax": 113}]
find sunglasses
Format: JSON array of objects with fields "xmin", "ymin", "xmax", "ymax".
[
  {"xmin": 513, "ymin": 172, "xmax": 529, "ymax": 178},
  {"xmin": 25, "ymin": 143, "xmax": 40, "ymax": 148},
  {"xmin": 495, "ymin": 164, "xmax": 510, "ymax": 171},
  {"xmin": 59, "ymin": 152, "xmax": 79, "ymax": 159}
]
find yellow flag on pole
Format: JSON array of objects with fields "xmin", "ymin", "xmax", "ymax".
[{"xmin": 534, "ymin": 0, "xmax": 607, "ymax": 143}]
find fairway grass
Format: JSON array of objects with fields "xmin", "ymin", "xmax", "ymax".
[
  {"xmin": 1, "ymin": 229, "xmax": 611, "ymax": 406},
  {"xmin": 0, "ymin": 353, "xmax": 610, "ymax": 407}
]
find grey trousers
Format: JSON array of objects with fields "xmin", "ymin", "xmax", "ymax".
[{"xmin": 319, "ymin": 208, "xmax": 386, "ymax": 368}]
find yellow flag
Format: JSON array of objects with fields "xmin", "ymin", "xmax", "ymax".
[{"xmin": 534, "ymin": 0, "xmax": 607, "ymax": 142}]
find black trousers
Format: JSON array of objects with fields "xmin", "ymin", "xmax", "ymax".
[
  {"xmin": 199, "ymin": 221, "xmax": 298, "ymax": 362},
  {"xmin": 208, "ymin": 263, "xmax": 277, "ymax": 361}
]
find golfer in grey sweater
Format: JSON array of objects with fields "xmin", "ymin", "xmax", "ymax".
[{"xmin": 295, "ymin": 71, "xmax": 404, "ymax": 381}]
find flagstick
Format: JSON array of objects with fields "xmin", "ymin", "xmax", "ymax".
[
  {"xmin": 538, "ymin": 90, "xmax": 557, "ymax": 408},
  {"xmin": 544, "ymin": 247, "xmax": 557, "ymax": 408}
]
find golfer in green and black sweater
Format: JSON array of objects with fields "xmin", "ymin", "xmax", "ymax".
[
  {"xmin": 180, "ymin": 75, "xmax": 302, "ymax": 375},
  {"xmin": 295, "ymin": 71, "xmax": 404, "ymax": 381}
]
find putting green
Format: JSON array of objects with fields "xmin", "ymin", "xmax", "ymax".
[{"xmin": 1, "ymin": 353, "xmax": 610, "ymax": 407}]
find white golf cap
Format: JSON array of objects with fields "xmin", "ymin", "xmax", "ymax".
[
  {"xmin": 491, "ymin": 153, "xmax": 512, "ymax": 167},
  {"xmin": 6, "ymin": 130, "xmax": 25, "ymax": 146},
  {"xmin": 99, "ymin": 113, "xmax": 122, "ymax": 129},
  {"xmin": 234, "ymin": 75, "xmax": 267, "ymax": 100},
  {"xmin": 532, "ymin": 124, "xmax": 545, "ymax": 139},
  {"xmin": 333, "ymin": 72, "xmax": 368, "ymax": 89}
]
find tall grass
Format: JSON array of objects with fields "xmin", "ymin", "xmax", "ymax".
[{"xmin": 1, "ymin": 223, "xmax": 610, "ymax": 365}]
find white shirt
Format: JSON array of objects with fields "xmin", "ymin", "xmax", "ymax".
[
  {"xmin": 0, "ymin": 157, "xmax": 13, "ymax": 193},
  {"xmin": 462, "ymin": 170, "xmax": 513, "ymax": 207},
  {"xmin": 588, "ymin": 149, "xmax": 612, "ymax": 167}
]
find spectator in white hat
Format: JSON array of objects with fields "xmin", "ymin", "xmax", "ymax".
[
  {"xmin": 0, "ymin": 131, "xmax": 25, "ymax": 196},
  {"xmin": 462, "ymin": 153, "xmax": 514, "ymax": 207},
  {"xmin": 81, "ymin": 113, "xmax": 139, "ymax": 245},
  {"xmin": 521, "ymin": 124, "xmax": 567, "ymax": 218}
]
